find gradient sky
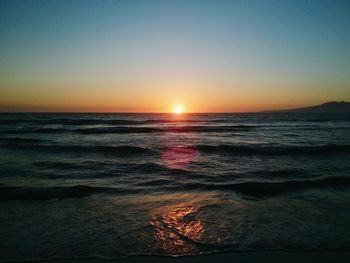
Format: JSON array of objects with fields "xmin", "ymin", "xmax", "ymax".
[{"xmin": 0, "ymin": 0, "xmax": 349, "ymax": 112}]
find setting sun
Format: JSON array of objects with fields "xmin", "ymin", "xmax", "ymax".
[
  {"xmin": 173, "ymin": 105, "xmax": 183, "ymax": 114},
  {"xmin": 1, "ymin": 1, "xmax": 349, "ymax": 261}
]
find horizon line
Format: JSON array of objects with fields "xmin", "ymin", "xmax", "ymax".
[
  {"xmin": 0, "ymin": 100, "xmax": 348, "ymax": 114},
  {"xmin": 0, "ymin": 111, "xmax": 262, "ymax": 114}
]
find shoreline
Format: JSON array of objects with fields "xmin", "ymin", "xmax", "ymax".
[{"xmin": 3, "ymin": 251, "xmax": 350, "ymax": 263}]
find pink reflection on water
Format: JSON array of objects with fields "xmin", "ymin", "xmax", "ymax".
[{"xmin": 161, "ymin": 146, "xmax": 199, "ymax": 169}]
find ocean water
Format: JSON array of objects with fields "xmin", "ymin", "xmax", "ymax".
[{"xmin": 0, "ymin": 113, "xmax": 350, "ymax": 261}]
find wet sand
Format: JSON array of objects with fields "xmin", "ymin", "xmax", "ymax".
[{"xmin": 15, "ymin": 251, "xmax": 350, "ymax": 263}]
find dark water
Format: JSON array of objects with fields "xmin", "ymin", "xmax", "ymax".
[{"xmin": 1, "ymin": 113, "xmax": 350, "ymax": 261}]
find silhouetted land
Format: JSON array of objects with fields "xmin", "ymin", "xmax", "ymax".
[{"xmin": 264, "ymin": 101, "xmax": 350, "ymax": 113}]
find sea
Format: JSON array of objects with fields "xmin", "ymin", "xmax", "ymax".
[{"xmin": 0, "ymin": 112, "xmax": 350, "ymax": 261}]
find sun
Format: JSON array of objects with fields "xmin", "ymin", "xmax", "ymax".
[{"xmin": 173, "ymin": 105, "xmax": 183, "ymax": 114}]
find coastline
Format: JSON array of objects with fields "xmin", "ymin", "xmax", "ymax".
[{"xmin": 4, "ymin": 251, "xmax": 350, "ymax": 263}]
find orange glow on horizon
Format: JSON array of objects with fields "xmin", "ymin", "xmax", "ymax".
[{"xmin": 1, "ymin": 83, "xmax": 346, "ymax": 113}]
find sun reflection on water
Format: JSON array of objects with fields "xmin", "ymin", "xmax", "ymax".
[{"xmin": 149, "ymin": 205, "xmax": 204, "ymax": 255}]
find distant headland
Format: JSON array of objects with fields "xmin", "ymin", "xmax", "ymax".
[{"xmin": 264, "ymin": 101, "xmax": 350, "ymax": 113}]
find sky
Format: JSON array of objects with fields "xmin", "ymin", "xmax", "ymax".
[{"xmin": 0, "ymin": 0, "xmax": 349, "ymax": 112}]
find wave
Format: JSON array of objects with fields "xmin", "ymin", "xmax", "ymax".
[
  {"xmin": 165, "ymin": 125, "xmax": 256, "ymax": 133},
  {"xmin": 2, "ymin": 139, "xmax": 349, "ymax": 157},
  {"xmin": 132, "ymin": 162, "xmax": 182, "ymax": 174},
  {"xmin": 31, "ymin": 160, "xmax": 113, "ymax": 171},
  {"xmin": 2, "ymin": 144, "xmax": 155, "ymax": 155},
  {"xmin": 76, "ymin": 127, "xmax": 161, "ymax": 134},
  {"xmin": 131, "ymin": 162, "xmax": 197, "ymax": 177},
  {"xmin": 0, "ymin": 125, "xmax": 257, "ymax": 134},
  {"xmin": 0, "ymin": 118, "xmax": 139, "ymax": 125},
  {"xmin": 0, "ymin": 137, "xmax": 48, "ymax": 144},
  {"xmin": 76, "ymin": 124, "xmax": 256, "ymax": 134},
  {"xmin": 0, "ymin": 183, "xmax": 159, "ymax": 200},
  {"xmin": 0, "ymin": 128, "xmax": 68, "ymax": 134},
  {"xmin": 0, "ymin": 118, "xmax": 225, "ymax": 126},
  {"xmin": 178, "ymin": 176, "xmax": 350, "ymax": 198},
  {"xmin": 0, "ymin": 185, "xmax": 113, "ymax": 200},
  {"xmin": 196, "ymin": 144, "xmax": 350, "ymax": 156},
  {"xmin": 3, "ymin": 125, "xmax": 350, "ymax": 135},
  {"xmin": 2, "ymin": 175, "xmax": 348, "ymax": 201}
]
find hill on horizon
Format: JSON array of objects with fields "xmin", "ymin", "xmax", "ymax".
[{"xmin": 264, "ymin": 101, "xmax": 350, "ymax": 113}]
